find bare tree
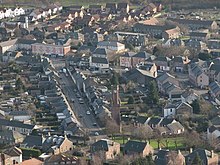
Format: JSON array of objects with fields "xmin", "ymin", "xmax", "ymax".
[
  {"xmin": 105, "ymin": 119, "xmax": 120, "ymax": 140},
  {"xmin": 132, "ymin": 125, "xmax": 153, "ymax": 142},
  {"xmin": 167, "ymin": 151, "xmax": 185, "ymax": 165}
]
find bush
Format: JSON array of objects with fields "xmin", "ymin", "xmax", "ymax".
[{"xmin": 20, "ymin": 148, "xmax": 41, "ymax": 158}]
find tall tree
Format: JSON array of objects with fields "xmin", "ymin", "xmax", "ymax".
[
  {"xmin": 191, "ymin": 100, "xmax": 200, "ymax": 114},
  {"xmin": 146, "ymin": 81, "xmax": 159, "ymax": 105}
]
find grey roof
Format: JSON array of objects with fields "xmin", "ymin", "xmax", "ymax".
[
  {"xmin": 160, "ymin": 118, "xmax": 175, "ymax": 126},
  {"xmin": 0, "ymin": 118, "xmax": 35, "ymax": 130},
  {"xmin": 209, "ymin": 81, "xmax": 220, "ymax": 96},
  {"xmin": 156, "ymin": 72, "xmax": 175, "ymax": 83},
  {"xmin": 124, "ymin": 140, "xmax": 148, "ymax": 153},
  {"xmin": 156, "ymin": 56, "xmax": 171, "ymax": 62},
  {"xmin": 91, "ymin": 57, "xmax": 108, "ymax": 64},
  {"xmin": 91, "ymin": 139, "xmax": 115, "ymax": 152},
  {"xmin": 211, "ymin": 115, "xmax": 220, "ymax": 126},
  {"xmin": 210, "ymin": 64, "xmax": 220, "ymax": 74},
  {"xmin": 185, "ymin": 149, "xmax": 212, "ymax": 165},
  {"xmin": 155, "ymin": 149, "xmax": 170, "ymax": 165},
  {"xmin": 189, "ymin": 63, "xmax": 203, "ymax": 77},
  {"xmin": 22, "ymin": 135, "xmax": 43, "ymax": 148},
  {"xmin": 93, "ymin": 48, "xmax": 108, "ymax": 55},
  {"xmin": 135, "ymin": 116, "xmax": 148, "ymax": 124},
  {"xmin": 148, "ymin": 117, "xmax": 161, "ymax": 126},
  {"xmin": 121, "ymin": 52, "xmax": 136, "ymax": 57},
  {"xmin": 9, "ymin": 111, "xmax": 29, "ymax": 116},
  {"xmin": 169, "ymin": 18, "xmax": 215, "ymax": 26},
  {"xmin": 133, "ymin": 51, "xmax": 151, "ymax": 59},
  {"xmin": 190, "ymin": 32, "xmax": 208, "ymax": 38}
]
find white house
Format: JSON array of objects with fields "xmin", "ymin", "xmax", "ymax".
[
  {"xmin": 90, "ymin": 56, "xmax": 109, "ymax": 70},
  {"xmin": 4, "ymin": 8, "xmax": 13, "ymax": 18},
  {"xmin": 97, "ymin": 41, "xmax": 125, "ymax": 52},
  {"xmin": 13, "ymin": 7, "xmax": 25, "ymax": 16}
]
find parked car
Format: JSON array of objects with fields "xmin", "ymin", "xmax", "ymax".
[{"xmin": 86, "ymin": 111, "xmax": 90, "ymax": 115}]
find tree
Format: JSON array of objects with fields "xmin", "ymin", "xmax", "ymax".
[
  {"xmin": 183, "ymin": 131, "xmax": 205, "ymax": 149},
  {"xmin": 192, "ymin": 153, "xmax": 203, "ymax": 165},
  {"xmin": 191, "ymin": 100, "xmax": 200, "ymax": 114},
  {"xmin": 105, "ymin": 119, "xmax": 120, "ymax": 139},
  {"xmin": 127, "ymin": 95, "xmax": 134, "ymax": 104},
  {"xmin": 146, "ymin": 81, "xmax": 159, "ymax": 105},
  {"xmin": 110, "ymin": 71, "xmax": 119, "ymax": 86},
  {"xmin": 132, "ymin": 125, "xmax": 153, "ymax": 142},
  {"xmin": 198, "ymin": 52, "xmax": 212, "ymax": 61}
]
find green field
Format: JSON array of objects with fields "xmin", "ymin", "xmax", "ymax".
[{"xmin": 114, "ymin": 136, "xmax": 185, "ymax": 150}]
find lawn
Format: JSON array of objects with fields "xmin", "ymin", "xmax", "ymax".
[{"xmin": 113, "ymin": 136, "xmax": 185, "ymax": 150}]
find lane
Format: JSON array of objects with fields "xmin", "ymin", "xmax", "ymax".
[{"xmin": 50, "ymin": 58, "xmax": 103, "ymax": 137}]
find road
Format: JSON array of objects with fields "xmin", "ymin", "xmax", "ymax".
[{"xmin": 50, "ymin": 58, "xmax": 105, "ymax": 140}]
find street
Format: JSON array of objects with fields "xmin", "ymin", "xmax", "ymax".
[{"xmin": 50, "ymin": 58, "xmax": 106, "ymax": 140}]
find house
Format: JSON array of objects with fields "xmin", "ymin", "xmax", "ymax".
[
  {"xmin": 185, "ymin": 39, "xmax": 207, "ymax": 52},
  {"xmin": 171, "ymin": 56, "xmax": 190, "ymax": 72},
  {"xmin": 44, "ymin": 154, "xmax": 79, "ymax": 165},
  {"xmin": 207, "ymin": 125, "xmax": 220, "ymax": 142},
  {"xmin": 42, "ymin": 134, "xmax": 73, "ymax": 155},
  {"xmin": 89, "ymin": 5, "xmax": 103, "ymax": 14},
  {"xmin": 168, "ymin": 18, "xmax": 218, "ymax": 30},
  {"xmin": 120, "ymin": 52, "xmax": 135, "ymax": 68},
  {"xmin": 21, "ymin": 135, "xmax": 44, "ymax": 149},
  {"xmin": 117, "ymin": 3, "xmax": 129, "ymax": 13},
  {"xmin": 0, "ymin": 39, "xmax": 17, "ymax": 54},
  {"xmin": 124, "ymin": 140, "xmax": 153, "ymax": 157},
  {"xmin": 185, "ymin": 149, "xmax": 218, "ymax": 165},
  {"xmin": 162, "ymin": 38, "xmax": 185, "ymax": 47},
  {"xmin": 155, "ymin": 56, "xmax": 171, "ymax": 71},
  {"xmin": 32, "ymin": 43, "xmax": 71, "ymax": 56},
  {"xmin": 167, "ymin": 122, "xmax": 185, "ymax": 134},
  {"xmin": 0, "ymin": 147, "xmax": 22, "ymax": 165},
  {"xmin": 115, "ymin": 31, "xmax": 148, "ymax": 47},
  {"xmin": 143, "ymin": 3, "xmax": 157, "ymax": 14},
  {"xmin": 21, "ymin": 158, "xmax": 43, "ymax": 165},
  {"xmin": 91, "ymin": 139, "xmax": 120, "ymax": 160},
  {"xmin": 156, "ymin": 72, "xmax": 179, "ymax": 94},
  {"xmin": 97, "ymin": 41, "xmax": 125, "ymax": 52},
  {"xmin": 0, "ymin": 130, "xmax": 24, "ymax": 145},
  {"xmin": 155, "ymin": 149, "xmax": 185, "ymax": 165},
  {"xmin": 189, "ymin": 32, "xmax": 210, "ymax": 41},
  {"xmin": 124, "ymin": 66, "xmax": 157, "ymax": 85},
  {"xmin": 209, "ymin": 81, "xmax": 220, "ymax": 104},
  {"xmin": 9, "ymin": 111, "xmax": 31, "ymax": 122},
  {"xmin": 90, "ymin": 56, "xmax": 109, "ymax": 71},
  {"xmin": 209, "ymin": 63, "xmax": 220, "ymax": 83},
  {"xmin": 208, "ymin": 39, "xmax": 220, "ymax": 49},
  {"xmin": 188, "ymin": 63, "xmax": 209, "ymax": 88},
  {"xmin": 181, "ymin": 90, "xmax": 198, "ymax": 104},
  {"xmin": 0, "ymin": 118, "xmax": 35, "ymax": 135},
  {"xmin": 106, "ymin": 3, "xmax": 117, "ymax": 14},
  {"xmin": 92, "ymin": 48, "xmax": 108, "ymax": 58},
  {"xmin": 132, "ymin": 51, "xmax": 152, "ymax": 67},
  {"xmin": 162, "ymin": 26, "xmax": 180, "ymax": 40}
]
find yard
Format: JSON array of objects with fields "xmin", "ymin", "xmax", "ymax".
[{"xmin": 113, "ymin": 136, "xmax": 185, "ymax": 150}]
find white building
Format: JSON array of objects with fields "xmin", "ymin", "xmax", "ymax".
[{"xmin": 97, "ymin": 41, "xmax": 125, "ymax": 52}]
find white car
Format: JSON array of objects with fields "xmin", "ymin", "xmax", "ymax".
[{"xmin": 86, "ymin": 111, "xmax": 90, "ymax": 115}]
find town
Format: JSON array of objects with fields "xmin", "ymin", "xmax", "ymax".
[{"xmin": 0, "ymin": 0, "xmax": 219, "ymax": 164}]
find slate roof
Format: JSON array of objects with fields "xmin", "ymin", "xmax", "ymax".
[
  {"xmin": 93, "ymin": 48, "xmax": 108, "ymax": 55},
  {"xmin": 209, "ymin": 81, "xmax": 220, "ymax": 96},
  {"xmin": 91, "ymin": 57, "xmax": 108, "ymax": 64},
  {"xmin": 0, "ymin": 118, "xmax": 35, "ymax": 130},
  {"xmin": 148, "ymin": 117, "xmax": 162, "ymax": 126},
  {"xmin": 189, "ymin": 63, "xmax": 203, "ymax": 77},
  {"xmin": 133, "ymin": 51, "xmax": 151, "ymax": 59},
  {"xmin": 210, "ymin": 64, "xmax": 220, "ymax": 75},
  {"xmin": 160, "ymin": 118, "xmax": 175, "ymax": 126},
  {"xmin": 91, "ymin": 139, "xmax": 116, "ymax": 152},
  {"xmin": 22, "ymin": 135, "xmax": 43, "ymax": 148},
  {"xmin": 190, "ymin": 32, "xmax": 208, "ymax": 38},
  {"xmin": 185, "ymin": 149, "xmax": 212, "ymax": 165},
  {"xmin": 135, "ymin": 116, "xmax": 149, "ymax": 124},
  {"xmin": 169, "ymin": 18, "xmax": 215, "ymax": 26},
  {"xmin": 121, "ymin": 52, "xmax": 136, "ymax": 57},
  {"xmin": 155, "ymin": 149, "xmax": 169, "ymax": 165},
  {"xmin": 124, "ymin": 140, "xmax": 148, "ymax": 153},
  {"xmin": 211, "ymin": 115, "xmax": 220, "ymax": 126}
]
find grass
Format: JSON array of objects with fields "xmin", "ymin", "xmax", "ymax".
[{"xmin": 113, "ymin": 136, "xmax": 185, "ymax": 150}]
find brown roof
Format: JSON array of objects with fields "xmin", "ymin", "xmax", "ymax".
[{"xmin": 21, "ymin": 158, "xmax": 43, "ymax": 165}]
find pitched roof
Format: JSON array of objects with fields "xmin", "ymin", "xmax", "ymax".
[
  {"xmin": 3, "ymin": 147, "xmax": 22, "ymax": 157},
  {"xmin": 91, "ymin": 139, "xmax": 117, "ymax": 152},
  {"xmin": 124, "ymin": 140, "xmax": 148, "ymax": 153},
  {"xmin": 22, "ymin": 135, "xmax": 43, "ymax": 148},
  {"xmin": 21, "ymin": 158, "xmax": 43, "ymax": 165},
  {"xmin": 185, "ymin": 148, "xmax": 212, "ymax": 165},
  {"xmin": 91, "ymin": 57, "xmax": 108, "ymax": 64},
  {"xmin": 135, "ymin": 116, "xmax": 149, "ymax": 124},
  {"xmin": 93, "ymin": 48, "xmax": 108, "ymax": 55},
  {"xmin": 0, "ymin": 118, "xmax": 35, "ymax": 130}
]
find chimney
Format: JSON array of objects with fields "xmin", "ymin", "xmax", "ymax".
[
  {"xmin": 177, "ymin": 150, "xmax": 181, "ymax": 155},
  {"xmin": 211, "ymin": 150, "xmax": 214, "ymax": 158},
  {"xmin": 42, "ymin": 134, "xmax": 46, "ymax": 144},
  {"xmin": 48, "ymin": 132, "xmax": 51, "ymax": 136},
  {"xmin": 189, "ymin": 148, "xmax": 193, "ymax": 153}
]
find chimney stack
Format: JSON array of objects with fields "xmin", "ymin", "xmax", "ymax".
[
  {"xmin": 211, "ymin": 150, "xmax": 214, "ymax": 158},
  {"xmin": 189, "ymin": 148, "xmax": 193, "ymax": 153}
]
